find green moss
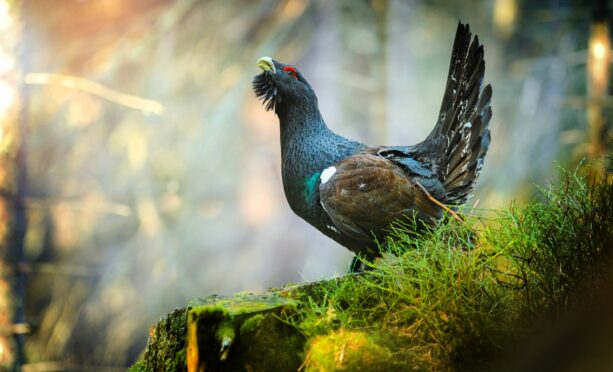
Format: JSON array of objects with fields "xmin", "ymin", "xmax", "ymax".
[
  {"xmin": 137, "ymin": 308, "xmax": 187, "ymax": 371},
  {"xmin": 236, "ymin": 312, "xmax": 306, "ymax": 370},
  {"xmin": 305, "ymin": 329, "xmax": 399, "ymax": 371},
  {"xmin": 162, "ymin": 347, "xmax": 186, "ymax": 371},
  {"xmin": 128, "ymin": 360, "xmax": 146, "ymax": 372},
  {"xmin": 190, "ymin": 304, "xmax": 229, "ymax": 319},
  {"xmin": 175, "ymin": 349, "xmax": 186, "ymax": 366},
  {"xmin": 189, "ymin": 293, "xmax": 294, "ymax": 316},
  {"xmin": 239, "ymin": 314, "xmax": 265, "ymax": 334},
  {"xmin": 216, "ymin": 319, "xmax": 236, "ymax": 340}
]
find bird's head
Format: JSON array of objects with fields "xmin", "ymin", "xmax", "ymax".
[{"xmin": 252, "ymin": 56, "xmax": 316, "ymax": 112}]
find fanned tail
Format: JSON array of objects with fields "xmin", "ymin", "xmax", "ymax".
[{"xmin": 414, "ymin": 22, "xmax": 492, "ymax": 205}]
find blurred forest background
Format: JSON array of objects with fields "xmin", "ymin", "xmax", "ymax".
[{"xmin": 0, "ymin": 0, "xmax": 610, "ymax": 370}]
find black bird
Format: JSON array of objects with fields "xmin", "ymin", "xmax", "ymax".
[{"xmin": 253, "ymin": 22, "xmax": 492, "ymax": 269}]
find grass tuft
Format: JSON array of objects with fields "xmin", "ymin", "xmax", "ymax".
[{"xmin": 284, "ymin": 169, "xmax": 613, "ymax": 370}]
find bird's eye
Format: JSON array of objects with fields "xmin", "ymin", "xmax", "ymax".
[{"xmin": 282, "ymin": 66, "xmax": 298, "ymax": 79}]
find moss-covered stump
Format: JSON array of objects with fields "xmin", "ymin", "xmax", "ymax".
[
  {"xmin": 131, "ymin": 308, "xmax": 187, "ymax": 371},
  {"xmin": 187, "ymin": 293, "xmax": 304, "ymax": 371},
  {"xmin": 132, "ymin": 293, "xmax": 305, "ymax": 372}
]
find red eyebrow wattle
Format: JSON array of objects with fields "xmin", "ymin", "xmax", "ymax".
[{"xmin": 283, "ymin": 66, "xmax": 298, "ymax": 78}]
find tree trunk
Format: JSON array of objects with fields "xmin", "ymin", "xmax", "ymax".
[
  {"xmin": 586, "ymin": 1, "xmax": 611, "ymax": 178},
  {"xmin": 0, "ymin": 0, "xmax": 27, "ymax": 369}
]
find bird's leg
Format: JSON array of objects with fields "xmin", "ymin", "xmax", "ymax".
[
  {"xmin": 349, "ymin": 255, "xmax": 375, "ymax": 273},
  {"xmin": 414, "ymin": 181, "xmax": 465, "ymax": 223}
]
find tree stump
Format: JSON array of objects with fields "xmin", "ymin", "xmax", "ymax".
[{"xmin": 132, "ymin": 293, "xmax": 305, "ymax": 372}]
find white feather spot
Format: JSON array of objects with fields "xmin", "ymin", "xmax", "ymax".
[
  {"xmin": 358, "ymin": 183, "xmax": 367, "ymax": 190},
  {"xmin": 320, "ymin": 166, "xmax": 336, "ymax": 184},
  {"xmin": 326, "ymin": 225, "xmax": 341, "ymax": 234},
  {"xmin": 463, "ymin": 122, "xmax": 472, "ymax": 129}
]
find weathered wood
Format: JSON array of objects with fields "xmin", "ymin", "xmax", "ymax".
[{"xmin": 132, "ymin": 293, "xmax": 305, "ymax": 372}]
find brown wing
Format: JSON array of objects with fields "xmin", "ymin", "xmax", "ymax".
[{"xmin": 319, "ymin": 153, "xmax": 442, "ymax": 242}]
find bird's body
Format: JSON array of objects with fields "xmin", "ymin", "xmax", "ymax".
[{"xmin": 253, "ymin": 23, "xmax": 492, "ymax": 264}]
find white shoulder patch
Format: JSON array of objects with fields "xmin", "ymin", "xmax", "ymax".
[{"xmin": 320, "ymin": 166, "xmax": 336, "ymax": 184}]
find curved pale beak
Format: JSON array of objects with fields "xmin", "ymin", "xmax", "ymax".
[{"xmin": 257, "ymin": 56, "xmax": 276, "ymax": 74}]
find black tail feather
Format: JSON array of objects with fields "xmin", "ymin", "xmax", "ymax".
[{"xmin": 413, "ymin": 22, "xmax": 492, "ymax": 206}]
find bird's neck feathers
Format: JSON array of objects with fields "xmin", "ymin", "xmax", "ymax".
[
  {"xmin": 276, "ymin": 95, "xmax": 334, "ymax": 208},
  {"xmin": 276, "ymin": 95, "xmax": 331, "ymax": 150},
  {"xmin": 274, "ymin": 92, "xmax": 363, "ymax": 218}
]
